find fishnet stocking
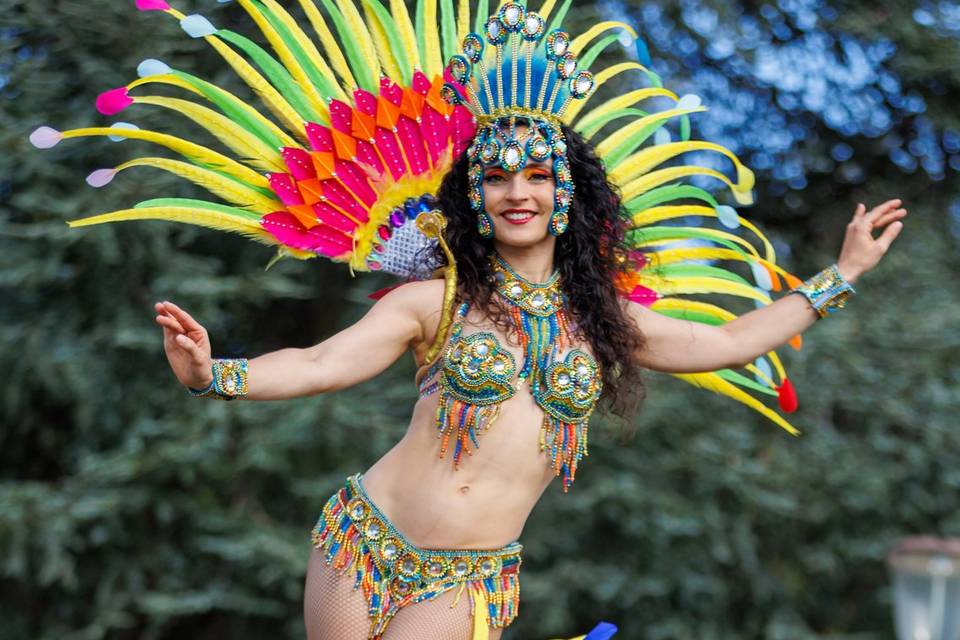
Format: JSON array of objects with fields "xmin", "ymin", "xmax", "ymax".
[{"xmin": 303, "ymin": 548, "xmax": 504, "ymax": 640}]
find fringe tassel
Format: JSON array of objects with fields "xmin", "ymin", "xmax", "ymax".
[
  {"xmin": 540, "ymin": 416, "xmax": 589, "ymax": 492},
  {"xmin": 437, "ymin": 395, "xmax": 502, "ymax": 467}
]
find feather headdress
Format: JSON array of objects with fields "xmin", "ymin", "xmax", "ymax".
[{"xmin": 31, "ymin": 0, "xmax": 802, "ymax": 431}]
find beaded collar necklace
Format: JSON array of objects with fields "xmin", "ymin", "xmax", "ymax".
[{"xmin": 489, "ymin": 254, "xmax": 572, "ymax": 387}]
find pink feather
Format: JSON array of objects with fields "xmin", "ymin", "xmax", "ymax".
[
  {"xmin": 136, "ymin": 0, "xmax": 171, "ymax": 11},
  {"xmin": 396, "ymin": 118, "xmax": 429, "ymax": 174},
  {"xmin": 628, "ymin": 285, "xmax": 659, "ymax": 306},
  {"xmin": 96, "ymin": 87, "xmax": 133, "ymax": 115},
  {"xmin": 335, "ymin": 161, "xmax": 376, "ymax": 206},
  {"xmin": 268, "ymin": 173, "xmax": 303, "ymax": 207},
  {"xmin": 314, "ymin": 202, "xmax": 359, "ymax": 234},
  {"xmin": 305, "ymin": 122, "xmax": 333, "ymax": 152},
  {"xmin": 281, "ymin": 148, "xmax": 316, "ymax": 180},
  {"xmin": 374, "ymin": 129, "xmax": 408, "ymax": 180},
  {"xmin": 261, "ymin": 212, "xmax": 352, "ymax": 257}
]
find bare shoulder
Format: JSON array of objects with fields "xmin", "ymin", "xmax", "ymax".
[
  {"xmin": 377, "ymin": 279, "xmax": 446, "ymax": 357},
  {"xmin": 378, "ymin": 278, "xmax": 445, "ymax": 316}
]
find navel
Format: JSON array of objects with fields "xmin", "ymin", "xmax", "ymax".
[{"xmin": 459, "ymin": 485, "xmax": 471, "ymax": 495}]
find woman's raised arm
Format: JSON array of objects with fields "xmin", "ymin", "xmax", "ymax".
[
  {"xmin": 631, "ymin": 199, "xmax": 907, "ymax": 374},
  {"xmin": 154, "ymin": 279, "xmax": 444, "ymax": 400}
]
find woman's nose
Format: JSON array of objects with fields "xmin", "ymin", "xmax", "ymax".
[{"xmin": 505, "ymin": 176, "xmax": 529, "ymax": 201}]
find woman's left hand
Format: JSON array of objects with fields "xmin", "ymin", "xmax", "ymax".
[{"xmin": 835, "ymin": 198, "xmax": 907, "ymax": 284}]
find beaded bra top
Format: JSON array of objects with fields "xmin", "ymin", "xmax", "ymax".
[{"xmin": 419, "ymin": 255, "xmax": 602, "ymax": 491}]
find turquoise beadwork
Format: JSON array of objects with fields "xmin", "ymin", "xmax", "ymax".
[
  {"xmin": 442, "ymin": 329, "xmax": 517, "ymax": 405},
  {"xmin": 538, "ymin": 350, "xmax": 602, "ymax": 423}
]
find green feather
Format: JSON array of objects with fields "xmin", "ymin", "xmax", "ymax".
[
  {"xmin": 416, "ymin": 0, "xmax": 428, "ymax": 70},
  {"xmin": 547, "ymin": 0, "xmax": 574, "ymax": 33},
  {"xmin": 218, "ymin": 30, "xmax": 324, "ymax": 122},
  {"xmin": 473, "ymin": 0, "xmax": 488, "ymax": 34},
  {"xmin": 716, "ymin": 369, "xmax": 778, "ymax": 396},
  {"xmin": 361, "ymin": 0, "xmax": 413, "ymax": 84},
  {"xmin": 317, "ymin": 0, "xmax": 377, "ymax": 92},
  {"xmin": 658, "ymin": 263, "xmax": 754, "ymax": 287},
  {"xmin": 135, "ymin": 198, "xmax": 266, "ymax": 221},
  {"xmin": 173, "ymin": 71, "xmax": 286, "ymax": 149},
  {"xmin": 626, "ymin": 227, "xmax": 750, "ymax": 258},
  {"xmin": 578, "ymin": 33, "xmax": 620, "ymax": 70},
  {"xmin": 440, "ymin": 0, "xmax": 458, "ymax": 61},
  {"xmin": 251, "ymin": 0, "xmax": 342, "ymax": 100},
  {"xmin": 625, "ymin": 184, "xmax": 721, "ymax": 214},
  {"xmin": 575, "ymin": 107, "xmax": 648, "ymax": 140},
  {"xmin": 654, "ymin": 307, "xmax": 725, "ymax": 326}
]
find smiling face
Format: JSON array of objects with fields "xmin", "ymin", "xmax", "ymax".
[{"xmin": 481, "ymin": 156, "xmax": 556, "ymax": 248}]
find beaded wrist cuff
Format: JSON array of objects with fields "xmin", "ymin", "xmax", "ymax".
[
  {"xmin": 793, "ymin": 264, "xmax": 856, "ymax": 318},
  {"xmin": 188, "ymin": 358, "xmax": 249, "ymax": 400}
]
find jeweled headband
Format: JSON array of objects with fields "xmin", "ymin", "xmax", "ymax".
[{"xmin": 440, "ymin": 2, "xmax": 594, "ymax": 236}]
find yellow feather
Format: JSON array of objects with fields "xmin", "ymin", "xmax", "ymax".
[
  {"xmin": 563, "ymin": 61, "xmax": 648, "ymax": 123},
  {"xmin": 234, "ymin": 0, "xmax": 332, "ymax": 117},
  {"xmin": 637, "ymin": 242, "xmax": 760, "ymax": 268},
  {"xmin": 259, "ymin": 0, "xmax": 349, "ymax": 102},
  {"xmin": 67, "ymin": 206, "xmax": 273, "ymax": 243},
  {"xmin": 744, "ymin": 363, "xmax": 778, "ymax": 389},
  {"xmin": 390, "ymin": 0, "xmax": 422, "ymax": 70},
  {"xmin": 610, "ymin": 141, "xmax": 755, "ymax": 193},
  {"xmin": 206, "ymin": 37, "xmax": 312, "ymax": 142},
  {"xmin": 62, "ymin": 127, "xmax": 270, "ymax": 188},
  {"xmin": 638, "ymin": 274, "xmax": 771, "ymax": 303},
  {"xmin": 297, "ymin": 0, "xmax": 359, "ymax": 91},
  {"xmin": 114, "ymin": 158, "xmax": 281, "ymax": 214},
  {"xmin": 422, "ymin": 0, "xmax": 443, "ymax": 78},
  {"xmin": 630, "ymin": 204, "xmax": 715, "ymax": 227},
  {"xmin": 129, "ymin": 76, "xmax": 300, "ymax": 149},
  {"xmin": 362, "ymin": 1, "xmax": 404, "ymax": 81},
  {"xmin": 652, "ymin": 247, "xmax": 747, "ymax": 266},
  {"xmin": 651, "ymin": 297, "xmax": 736, "ymax": 322},
  {"xmin": 335, "ymin": 0, "xmax": 382, "ymax": 79},
  {"xmin": 630, "ymin": 206, "xmax": 777, "ymax": 263},
  {"xmin": 570, "ymin": 21, "xmax": 637, "ymax": 55},
  {"xmin": 457, "ymin": 0, "xmax": 470, "ymax": 47},
  {"xmin": 133, "ymin": 96, "xmax": 286, "ymax": 173},
  {"xmin": 620, "ymin": 166, "xmax": 754, "ymax": 205},
  {"xmin": 594, "ymin": 107, "xmax": 706, "ymax": 159},
  {"xmin": 672, "ymin": 372, "xmax": 799, "ymax": 435},
  {"xmin": 573, "ymin": 87, "xmax": 679, "ymax": 137},
  {"xmin": 538, "ymin": 0, "xmax": 557, "ymax": 22}
]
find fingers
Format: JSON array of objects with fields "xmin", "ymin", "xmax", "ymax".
[
  {"xmin": 876, "ymin": 219, "xmax": 905, "ymax": 252},
  {"xmin": 852, "ymin": 203, "xmax": 867, "ymax": 220},
  {"xmin": 174, "ymin": 333, "xmax": 207, "ymax": 364},
  {"xmin": 872, "ymin": 207, "xmax": 908, "ymax": 229},
  {"xmin": 159, "ymin": 301, "xmax": 204, "ymax": 333},
  {"xmin": 155, "ymin": 312, "xmax": 185, "ymax": 334},
  {"xmin": 864, "ymin": 198, "xmax": 903, "ymax": 223}
]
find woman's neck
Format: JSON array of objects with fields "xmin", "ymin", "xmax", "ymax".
[{"xmin": 492, "ymin": 242, "xmax": 556, "ymax": 284}]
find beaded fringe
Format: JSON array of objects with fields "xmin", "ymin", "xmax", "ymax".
[
  {"xmin": 436, "ymin": 396, "xmax": 503, "ymax": 468},
  {"xmin": 311, "ymin": 488, "xmax": 521, "ymax": 639},
  {"xmin": 540, "ymin": 416, "xmax": 589, "ymax": 492}
]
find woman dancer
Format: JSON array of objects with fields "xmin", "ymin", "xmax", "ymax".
[{"xmin": 33, "ymin": 1, "xmax": 905, "ymax": 638}]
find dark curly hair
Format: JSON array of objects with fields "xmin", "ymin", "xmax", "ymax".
[{"xmin": 433, "ymin": 124, "xmax": 646, "ymax": 419}]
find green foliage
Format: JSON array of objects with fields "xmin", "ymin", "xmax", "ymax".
[{"xmin": 2, "ymin": 1, "xmax": 959, "ymax": 639}]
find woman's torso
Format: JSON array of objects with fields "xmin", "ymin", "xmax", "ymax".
[{"xmin": 361, "ymin": 294, "xmax": 599, "ymax": 550}]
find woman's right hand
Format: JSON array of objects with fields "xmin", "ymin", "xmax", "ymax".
[{"xmin": 154, "ymin": 301, "xmax": 213, "ymax": 389}]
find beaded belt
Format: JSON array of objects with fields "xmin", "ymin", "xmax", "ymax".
[{"xmin": 311, "ymin": 474, "xmax": 523, "ymax": 637}]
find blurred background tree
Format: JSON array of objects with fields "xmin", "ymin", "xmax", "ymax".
[{"xmin": 1, "ymin": 0, "xmax": 958, "ymax": 638}]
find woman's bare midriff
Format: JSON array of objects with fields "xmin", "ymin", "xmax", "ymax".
[{"xmin": 361, "ymin": 383, "xmax": 559, "ymax": 550}]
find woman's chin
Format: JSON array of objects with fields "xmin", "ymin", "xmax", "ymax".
[{"xmin": 492, "ymin": 221, "xmax": 552, "ymax": 247}]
